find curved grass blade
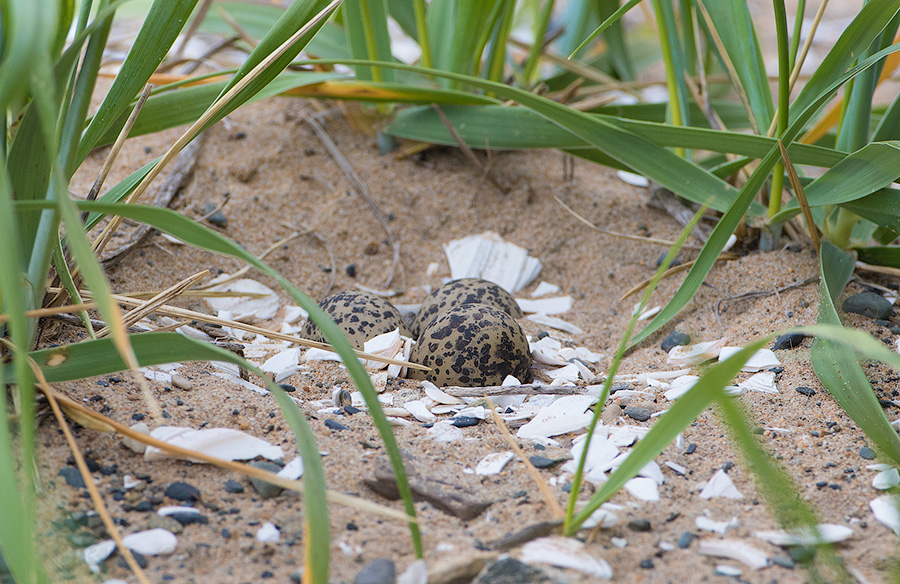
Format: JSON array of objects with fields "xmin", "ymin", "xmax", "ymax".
[
  {"xmin": 812, "ymin": 242, "xmax": 900, "ymax": 465},
  {"xmin": 343, "ymin": 0, "xmax": 394, "ymax": 82},
  {"xmin": 18, "ymin": 198, "xmax": 424, "ymax": 557},
  {"xmin": 567, "ymin": 0, "xmax": 641, "ymax": 59},
  {"xmin": 855, "ymin": 245, "xmax": 900, "ymax": 268}
]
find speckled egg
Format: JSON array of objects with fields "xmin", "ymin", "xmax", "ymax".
[
  {"xmin": 301, "ymin": 290, "xmax": 411, "ymax": 350},
  {"xmin": 408, "ymin": 303, "xmax": 532, "ymax": 387},
  {"xmin": 411, "ymin": 278, "xmax": 524, "ymax": 338}
]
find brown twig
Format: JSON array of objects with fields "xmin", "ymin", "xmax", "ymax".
[
  {"xmin": 715, "ymin": 275, "xmax": 819, "ymax": 328},
  {"xmin": 441, "ymin": 383, "xmax": 604, "ymax": 399},
  {"xmin": 778, "ymin": 140, "xmax": 821, "ymax": 252},
  {"xmin": 431, "ymin": 104, "xmax": 510, "ymax": 194},
  {"xmin": 619, "ymin": 254, "xmax": 738, "ymax": 301}
]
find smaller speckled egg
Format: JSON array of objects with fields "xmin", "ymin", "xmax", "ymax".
[
  {"xmin": 301, "ymin": 290, "xmax": 411, "ymax": 350},
  {"xmin": 408, "ymin": 303, "xmax": 532, "ymax": 387},
  {"xmin": 411, "ymin": 278, "xmax": 524, "ymax": 338}
]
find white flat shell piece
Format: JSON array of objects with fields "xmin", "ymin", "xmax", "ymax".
[
  {"xmin": 699, "ymin": 469, "xmax": 743, "ymax": 499},
  {"xmin": 121, "ymin": 528, "xmax": 177, "ymax": 556},
  {"xmin": 611, "ymin": 537, "xmax": 628, "ymax": 548},
  {"xmin": 397, "ymin": 559, "xmax": 428, "ymax": 584},
  {"xmin": 302, "ymin": 348, "xmax": 342, "ymax": 362},
  {"xmin": 476, "ymin": 451, "xmax": 515, "ymax": 476},
  {"xmin": 261, "ymin": 348, "xmax": 300, "ymax": 383},
  {"xmin": 738, "ymin": 371, "xmax": 778, "ymax": 394},
  {"xmin": 696, "ymin": 515, "xmax": 739, "ymax": 534},
  {"xmin": 532, "ymin": 281, "xmax": 561, "ymax": 297},
  {"xmin": 516, "ymin": 296, "xmax": 573, "ymax": 315},
  {"xmin": 422, "ymin": 381, "xmax": 464, "ymax": 405},
  {"xmin": 663, "ymin": 375, "xmax": 699, "ymax": 401},
  {"xmin": 580, "ymin": 504, "xmax": 620, "ymax": 529},
  {"xmin": 145, "ymin": 426, "xmax": 284, "ymax": 462},
  {"xmin": 427, "ymin": 420, "xmax": 463, "ymax": 443},
  {"xmin": 715, "ymin": 565, "xmax": 743, "ymax": 577},
  {"xmin": 206, "ymin": 278, "xmax": 280, "ymax": 320},
  {"xmin": 404, "ymin": 400, "xmax": 437, "ymax": 423},
  {"xmin": 456, "ymin": 406, "xmax": 486, "ymax": 419},
  {"xmin": 158, "ymin": 506, "xmax": 203, "ymax": 517},
  {"xmin": 277, "ymin": 457, "xmax": 304, "ymax": 480},
  {"xmin": 665, "ymin": 461, "xmax": 687, "ymax": 475},
  {"xmin": 616, "ymin": 170, "xmax": 650, "ymax": 187},
  {"xmin": 520, "ymin": 537, "xmax": 613, "ymax": 579},
  {"xmin": 502, "ymin": 375, "xmax": 522, "ymax": 386},
  {"xmin": 142, "ymin": 368, "xmax": 173, "ymax": 383},
  {"xmin": 698, "ymin": 540, "xmax": 768, "ymax": 570},
  {"xmin": 443, "ymin": 231, "xmax": 542, "ymax": 293},
  {"xmin": 363, "ymin": 329, "xmax": 403, "ymax": 370},
  {"xmin": 874, "ymin": 468, "xmax": 900, "ymax": 490},
  {"xmin": 563, "ymin": 434, "xmax": 620, "ymax": 474},
  {"xmin": 517, "ymin": 395, "xmax": 596, "ymax": 440},
  {"xmin": 755, "ymin": 523, "xmax": 854, "ymax": 546},
  {"xmin": 531, "ymin": 337, "xmax": 568, "ymax": 366},
  {"xmin": 871, "ymin": 495, "xmax": 900, "ymax": 534},
  {"xmin": 527, "ymin": 313, "xmax": 584, "ymax": 335},
  {"xmin": 719, "ymin": 347, "xmax": 781, "ymax": 371},
  {"xmin": 256, "ymin": 522, "xmax": 281, "ymax": 543},
  {"xmin": 575, "ymin": 346, "xmax": 603, "ymax": 363},
  {"xmin": 282, "ymin": 305, "xmax": 308, "ymax": 324},
  {"xmin": 547, "ymin": 363, "xmax": 580, "ymax": 383},
  {"xmin": 84, "ymin": 540, "xmax": 116, "ymax": 571},
  {"xmin": 667, "ymin": 338, "xmax": 727, "ymax": 366},
  {"xmin": 624, "ymin": 477, "xmax": 659, "ymax": 501}
]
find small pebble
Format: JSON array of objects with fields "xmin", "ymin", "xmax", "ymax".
[
  {"xmin": 171, "ymin": 375, "xmax": 192, "ymax": 390},
  {"xmin": 167, "ymin": 512, "xmax": 209, "ymax": 526},
  {"xmin": 346, "ymin": 264, "xmax": 357, "ymax": 278},
  {"xmin": 164, "ymin": 482, "xmax": 201, "ymax": 502},
  {"xmin": 795, "ymin": 386, "xmax": 816, "ymax": 397},
  {"xmin": 842, "ymin": 292, "xmax": 893, "ymax": 320},
  {"xmin": 685, "ymin": 443, "xmax": 697, "ymax": 454},
  {"xmin": 207, "ymin": 211, "xmax": 228, "ymax": 228},
  {"xmin": 771, "ymin": 555, "xmax": 795, "ymax": 569},
  {"xmin": 248, "ymin": 461, "xmax": 284, "ymax": 499},
  {"xmin": 279, "ymin": 384, "xmax": 296, "ymax": 393},
  {"xmin": 859, "ymin": 446, "xmax": 877, "ymax": 460},
  {"xmin": 627, "ymin": 519, "xmax": 652, "ymax": 532},
  {"xmin": 528, "ymin": 456, "xmax": 558, "ymax": 469},
  {"xmin": 117, "ymin": 551, "xmax": 148, "ymax": 570},
  {"xmin": 344, "ymin": 406, "xmax": 362, "ymax": 415},
  {"xmin": 787, "ymin": 545, "xmax": 816, "ymax": 563},
  {"xmin": 661, "ymin": 331, "xmax": 691, "ymax": 353},
  {"xmin": 474, "ymin": 557, "xmax": 555, "ymax": 584},
  {"xmin": 353, "ymin": 558, "xmax": 396, "ymax": 584},
  {"xmin": 451, "ymin": 416, "xmax": 480, "ymax": 428},
  {"xmin": 656, "ymin": 253, "xmax": 681, "ymax": 268},
  {"xmin": 67, "ymin": 532, "xmax": 96, "ymax": 548},
  {"xmin": 772, "ymin": 332, "xmax": 807, "ymax": 350},
  {"xmin": 223, "ymin": 479, "xmax": 244, "ymax": 494},
  {"xmin": 325, "ymin": 419, "xmax": 348, "ymax": 431},
  {"xmin": 147, "ymin": 515, "xmax": 183, "ymax": 534},
  {"xmin": 639, "ymin": 559, "xmax": 654, "ymax": 569},
  {"xmin": 59, "ymin": 467, "xmax": 86, "ymax": 489},
  {"xmin": 677, "ymin": 532, "xmax": 694, "ymax": 549},
  {"xmin": 623, "ymin": 406, "xmax": 651, "ymax": 422}
]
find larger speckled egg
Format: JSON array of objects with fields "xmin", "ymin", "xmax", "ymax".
[
  {"xmin": 408, "ymin": 303, "xmax": 532, "ymax": 387},
  {"xmin": 301, "ymin": 290, "xmax": 411, "ymax": 350},
  {"xmin": 411, "ymin": 278, "xmax": 524, "ymax": 338}
]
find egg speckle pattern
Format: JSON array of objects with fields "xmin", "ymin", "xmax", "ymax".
[
  {"xmin": 411, "ymin": 278, "xmax": 524, "ymax": 338},
  {"xmin": 408, "ymin": 303, "xmax": 532, "ymax": 387},
  {"xmin": 301, "ymin": 290, "xmax": 411, "ymax": 350}
]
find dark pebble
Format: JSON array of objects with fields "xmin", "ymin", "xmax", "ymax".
[
  {"xmin": 623, "ymin": 406, "xmax": 652, "ymax": 422},
  {"xmin": 474, "ymin": 557, "xmax": 557, "ymax": 584},
  {"xmin": 842, "ymin": 292, "xmax": 893, "ymax": 320},
  {"xmin": 168, "ymin": 512, "xmax": 208, "ymax": 526},
  {"xmin": 722, "ymin": 461, "xmax": 734, "ymax": 472},
  {"xmin": 346, "ymin": 264, "xmax": 357, "ymax": 278},
  {"xmin": 100, "ymin": 464, "xmax": 118, "ymax": 476},
  {"xmin": 773, "ymin": 333, "xmax": 807, "ymax": 350},
  {"xmin": 344, "ymin": 406, "xmax": 362, "ymax": 415},
  {"xmin": 325, "ymin": 419, "xmax": 348, "ymax": 431},
  {"xmin": 677, "ymin": 531, "xmax": 694, "ymax": 548},
  {"xmin": 208, "ymin": 211, "xmax": 228, "ymax": 228},
  {"xmin": 787, "ymin": 545, "xmax": 816, "ymax": 563},
  {"xmin": 627, "ymin": 518, "xmax": 652, "ymax": 532},
  {"xmin": 859, "ymin": 446, "xmax": 877, "ymax": 460},
  {"xmin": 67, "ymin": 531, "xmax": 96, "ymax": 547},
  {"xmin": 685, "ymin": 443, "xmax": 697, "ymax": 454},
  {"xmin": 661, "ymin": 331, "xmax": 691, "ymax": 353},
  {"xmin": 221, "ymin": 528, "xmax": 232, "ymax": 539},
  {"xmin": 290, "ymin": 571, "xmax": 303, "ymax": 583},
  {"xmin": 165, "ymin": 481, "xmax": 201, "ymax": 502},
  {"xmin": 528, "ymin": 456, "xmax": 558, "ymax": 469},
  {"xmin": 656, "ymin": 252, "xmax": 681, "ymax": 268},
  {"xmin": 877, "ymin": 319, "xmax": 892, "ymax": 328},
  {"xmin": 118, "ymin": 550, "xmax": 148, "ymax": 569},
  {"xmin": 279, "ymin": 384, "xmax": 296, "ymax": 393},
  {"xmin": 354, "ymin": 558, "xmax": 396, "ymax": 584},
  {"xmin": 133, "ymin": 500, "xmax": 153, "ymax": 512},
  {"xmin": 131, "ymin": 413, "xmax": 145, "ymax": 421},
  {"xmin": 639, "ymin": 559, "xmax": 655, "ymax": 570},
  {"xmin": 795, "ymin": 386, "xmax": 816, "ymax": 397},
  {"xmin": 771, "ymin": 555, "xmax": 795, "ymax": 569},
  {"xmin": 880, "ymin": 399, "xmax": 894, "ymax": 408},
  {"xmin": 261, "ymin": 571, "xmax": 274, "ymax": 579},
  {"xmin": 223, "ymin": 479, "xmax": 244, "ymax": 494},
  {"xmin": 451, "ymin": 416, "xmax": 480, "ymax": 428},
  {"xmin": 248, "ymin": 461, "xmax": 284, "ymax": 499},
  {"xmin": 59, "ymin": 467, "xmax": 86, "ymax": 489}
]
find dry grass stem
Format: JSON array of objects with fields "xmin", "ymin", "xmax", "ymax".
[
  {"xmin": 777, "ymin": 140, "xmax": 821, "ymax": 251},
  {"xmin": 431, "ymin": 104, "xmax": 510, "ymax": 193}
]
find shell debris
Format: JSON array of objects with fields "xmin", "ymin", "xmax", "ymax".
[
  {"xmin": 520, "ymin": 537, "xmax": 613, "ymax": 579},
  {"xmin": 443, "ymin": 231, "xmax": 542, "ymax": 294},
  {"xmin": 531, "ymin": 281, "xmax": 561, "ymax": 297},
  {"xmin": 695, "ymin": 515, "xmax": 740, "ymax": 534},
  {"xmin": 699, "ymin": 469, "xmax": 743, "ymax": 499},
  {"xmin": 516, "ymin": 296, "xmax": 573, "ymax": 315},
  {"xmin": 205, "ymin": 277, "xmax": 281, "ymax": 320},
  {"xmin": 871, "ymin": 494, "xmax": 900, "ymax": 534},
  {"xmin": 755, "ymin": 523, "xmax": 853, "ymax": 546},
  {"xmin": 144, "ymin": 426, "xmax": 284, "ymax": 463},
  {"xmin": 475, "ymin": 451, "xmax": 515, "ymax": 476},
  {"xmin": 667, "ymin": 338, "xmax": 727, "ymax": 366},
  {"xmin": 697, "ymin": 540, "xmax": 768, "ymax": 570},
  {"xmin": 516, "ymin": 395, "xmax": 596, "ymax": 440},
  {"xmin": 718, "ymin": 347, "xmax": 781, "ymax": 371}
]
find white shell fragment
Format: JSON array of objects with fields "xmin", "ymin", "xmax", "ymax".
[
  {"xmin": 363, "ymin": 329, "xmax": 403, "ymax": 370},
  {"xmin": 699, "ymin": 469, "xmax": 743, "ymax": 499},
  {"xmin": 698, "ymin": 539, "xmax": 768, "ymax": 570},
  {"xmin": 624, "ymin": 477, "xmax": 659, "ymax": 502},
  {"xmin": 277, "ymin": 457, "xmax": 304, "ymax": 480},
  {"xmin": 121, "ymin": 528, "xmax": 177, "ymax": 556},
  {"xmin": 738, "ymin": 371, "xmax": 778, "ymax": 394},
  {"xmin": 715, "ymin": 565, "xmax": 742, "ymax": 577},
  {"xmin": 256, "ymin": 522, "xmax": 281, "ymax": 543},
  {"xmin": 205, "ymin": 278, "xmax": 280, "ymax": 320},
  {"xmin": 874, "ymin": 468, "xmax": 900, "ymax": 490},
  {"xmin": 719, "ymin": 347, "xmax": 781, "ymax": 371},
  {"xmin": 261, "ymin": 348, "xmax": 300, "ymax": 383},
  {"xmin": 871, "ymin": 495, "xmax": 900, "ymax": 534},
  {"xmin": 755, "ymin": 523, "xmax": 854, "ymax": 546},
  {"xmin": 532, "ymin": 281, "xmax": 561, "ymax": 297},
  {"xmin": 664, "ymin": 375, "xmax": 699, "ymax": 401},
  {"xmin": 580, "ymin": 503, "xmax": 620, "ymax": 529},
  {"xmin": 282, "ymin": 305, "xmax": 308, "ymax": 324},
  {"xmin": 144, "ymin": 427, "xmax": 284, "ymax": 462},
  {"xmin": 696, "ymin": 515, "xmax": 740, "ymax": 534},
  {"xmin": 517, "ymin": 395, "xmax": 596, "ymax": 440},
  {"xmin": 665, "ymin": 461, "xmax": 687, "ymax": 475},
  {"xmin": 397, "ymin": 559, "xmax": 428, "ymax": 584},
  {"xmin": 667, "ymin": 338, "xmax": 727, "ymax": 366},
  {"xmin": 158, "ymin": 506, "xmax": 203, "ymax": 518},
  {"xmin": 404, "ymin": 400, "xmax": 437, "ymax": 423},
  {"xmin": 84, "ymin": 540, "xmax": 116, "ymax": 571},
  {"xmin": 476, "ymin": 451, "xmax": 515, "ymax": 476},
  {"xmin": 617, "ymin": 170, "xmax": 650, "ymax": 187},
  {"xmin": 516, "ymin": 296, "xmax": 573, "ymax": 315},
  {"xmin": 520, "ymin": 537, "xmax": 613, "ymax": 579},
  {"xmin": 427, "ymin": 420, "xmax": 463, "ymax": 443},
  {"xmin": 443, "ymin": 231, "xmax": 542, "ymax": 293},
  {"xmin": 526, "ymin": 313, "xmax": 584, "ymax": 335},
  {"xmin": 422, "ymin": 381, "xmax": 464, "ymax": 405}
]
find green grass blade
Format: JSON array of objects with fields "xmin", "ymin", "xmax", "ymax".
[
  {"xmin": 77, "ymin": 0, "xmax": 199, "ymax": 164},
  {"xmin": 839, "ymin": 187, "xmax": 900, "ymax": 235},
  {"xmin": 652, "ymin": 0, "xmax": 690, "ymax": 136},
  {"xmin": 812, "ymin": 241, "xmax": 900, "ymax": 465},
  {"xmin": 855, "ymin": 245, "xmax": 900, "ymax": 268},
  {"xmin": 343, "ymin": 0, "xmax": 394, "ymax": 82},
  {"xmin": 566, "ymin": 0, "xmax": 641, "ymax": 59}
]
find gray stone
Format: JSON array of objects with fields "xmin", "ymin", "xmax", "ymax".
[
  {"xmin": 248, "ymin": 461, "xmax": 284, "ymax": 499},
  {"xmin": 354, "ymin": 558, "xmax": 396, "ymax": 584},
  {"xmin": 475, "ymin": 557, "xmax": 558, "ymax": 584},
  {"xmin": 59, "ymin": 467, "xmax": 85, "ymax": 489},
  {"xmin": 842, "ymin": 292, "xmax": 893, "ymax": 320},
  {"xmin": 677, "ymin": 531, "xmax": 694, "ymax": 548},
  {"xmin": 147, "ymin": 515, "xmax": 183, "ymax": 534},
  {"xmin": 623, "ymin": 405, "xmax": 652, "ymax": 422},
  {"xmin": 627, "ymin": 518, "xmax": 652, "ymax": 532},
  {"xmin": 773, "ymin": 332, "xmax": 807, "ymax": 350},
  {"xmin": 661, "ymin": 331, "xmax": 691, "ymax": 353}
]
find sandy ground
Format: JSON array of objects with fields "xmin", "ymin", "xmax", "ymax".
[{"xmin": 28, "ymin": 90, "xmax": 900, "ymax": 584}]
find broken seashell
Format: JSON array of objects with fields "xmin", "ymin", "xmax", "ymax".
[
  {"xmin": 698, "ymin": 540, "xmax": 767, "ymax": 570},
  {"xmin": 282, "ymin": 305, "xmax": 308, "ymax": 324},
  {"xmin": 737, "ymin": 371, "xmax": 778, "ymax": 394},
  {"xmin": 144, "ymin": 427, "xmax": 284, "ymax": 462},
  {"xmin": 422, "ymin": 381, "xmax": 464, "ymax": 405},
  {"xmin": 261, "ymin": 348, "xmax": 300, "ymax": 383},
  {"xmin": 427, "ymin": 420, "xmax": 463, "ymax": 443},
  {"xmin": 664, "ymin": 375, "xmax": 699, "ymax": 401},
  {"xmin": 404, "ymin": 400, "xmax": 437, "ymax": 423},
  {"xmin": 624, "ymin": 477, "xmax": 659, "ymax": 501},
  {"xmin": 875, "ymin": 468, "xmax": 900, "ymax": 490},
  {"xmin": 871, "ymin": 495, "xmax": 900, "ymax": 534},
  {"xmin": 667, "ymin": 338, "xmax": 727, "ymax": 366},
  {"xmin": 256, "ymin": 522, "xmax": 281, "ymax": 543},
  {"xmin": 616, "ymin": 170, "xmax": 650, "ymax": 187},
  {"xmin": 526, "ymin": 313, "xmax": 584, "ymax": 335},
  {"xmin": 755, "ymin": 523, "xmax": 853, "ymax": 546},
  {"xmin": 696, "ymin": 515, "xmax": 739, "ymax": 534},
  {"xmin": 83, "ymin": 540, "xmax": 116, "ymax": 572},
  {"xmin": 516, "ymin": 395, "xmax": 596, "ymax": 440},
  {"xmin": 516, "ymin": 296, "xmax": 573, "ymax": 315},
  {"xmin": 364, "ymin": 329, "xmax": 404, "ymax": 370},
  {"xmin": 476, "ymin": 451, "xmax": 515, "ymax": 476},
  {"xmin": 121, "ymin": 528, "xmax": 177, "ymax": 556},
  {"xmin": 520, "ymin": 537, "xmax": 613, "ymax": 579},
  {"xmin": 443, "ymin": 231, "xmax": 542, "ymax": 293},
  {"xmin": 277, "ymin": 457, "xmax": 304, "ymax": 480},
  {"xmin": 699, "ymin": 469, "xmax": 743, "ymax": 499},
  {"xmin": 205, "ymin": 277, "xmax": 280, "ymax": 320},
  {"xmin": 718, "ymin": 347, "xmax": 781, "ymax": 371},
  {"xmin": 532, "ymin": 281, "xmax": 561, "ymax": 297}
]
